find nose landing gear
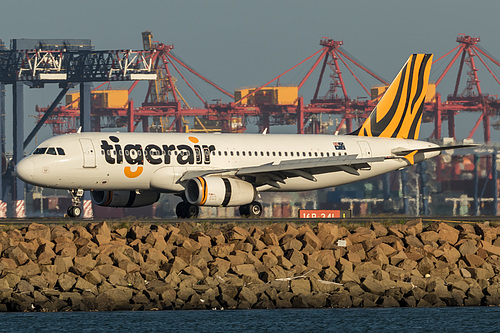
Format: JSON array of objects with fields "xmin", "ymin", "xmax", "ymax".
[{"xmin": 67, "ymin": 189, "xmax": 84, "ymax": 218}]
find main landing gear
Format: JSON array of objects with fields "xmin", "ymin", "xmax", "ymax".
[
  {"xmin": 175, "ymin": 201, "xmax": 263, "ymax": 219},
  {"xmin": 67, "ymin": 189, "xmax": 83, "ymax": 218},
  {"xmin": 176, "ymin": 201, "xmax": 199, "ymax": 219},
  {"xmin": 239, "ymin": 201, "xmax": 263, "ymax": 218}
]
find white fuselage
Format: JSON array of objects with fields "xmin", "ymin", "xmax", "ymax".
[{"xmin": 16, "ymin": 132, "xmax": 440, "ymax": 193}]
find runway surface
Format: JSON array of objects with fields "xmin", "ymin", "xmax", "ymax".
[{"xmin": 0, "ymin": 215, "xmax": 498, "ymax": 227}]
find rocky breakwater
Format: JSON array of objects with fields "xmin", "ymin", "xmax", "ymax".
[{"xmin": 0, "ymin": 220, "xmax": 499, "ymax": 311}]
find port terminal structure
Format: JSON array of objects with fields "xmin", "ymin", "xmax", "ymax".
[
  {"xmin": 36, "ymin": 33, "xmax": 500, "ymax": 143},
  {"xmin": 0, "ymin": 38, "xmax": 158, "ymax": 217},
  {"xmin": 2, "ymin": 33, "xmax": 500, "ymax": 218}
]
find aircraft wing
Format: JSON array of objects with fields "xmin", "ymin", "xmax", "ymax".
[
  {"xmin": 236, "ymin": 154, "xmax": 384, "ymax": 175},
  {"xmin": 179, "ymin": 154, "xmax": 386, "ymax": 188}
]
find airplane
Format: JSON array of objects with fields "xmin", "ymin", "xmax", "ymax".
[{"xmin": 15, "ymin": 54, "xmax": 473, "ymax": 218}]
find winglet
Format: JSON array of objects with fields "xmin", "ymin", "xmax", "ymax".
[{"xmin": 354, "ymin": 54, "xmax": 433, "ymax": 140}]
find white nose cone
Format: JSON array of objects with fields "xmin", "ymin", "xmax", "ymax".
[{"xmin": 15, "ymin": 159, "xmax": 35, "ymax": 183}]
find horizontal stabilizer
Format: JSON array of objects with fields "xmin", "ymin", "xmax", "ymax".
[{"xmin": 391, "ymin": 144, "xmax": 479, "ymax": 156}]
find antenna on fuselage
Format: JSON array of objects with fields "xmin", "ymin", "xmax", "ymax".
[
  {"xmin": 262, "ymin": 128, "xmax": 268, "ymax": 135},
  {"xmin": 77, "ymin": 127, "xmax": 82, "ymax": 134}
]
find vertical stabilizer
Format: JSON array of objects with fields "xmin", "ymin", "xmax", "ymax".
[{"xmin": 355, "ymin": 54, "xmax": 433, "ymax": 140}]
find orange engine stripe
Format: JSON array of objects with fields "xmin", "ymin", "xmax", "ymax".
[{"xmin": 198, "ymin": 177, "xmax": 208, "ymax": 205}]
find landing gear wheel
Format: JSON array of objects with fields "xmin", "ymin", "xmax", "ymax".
[
  {"xmin": 67, "ymin": 206, "xmax": 82, "ymax": 218},
  {"xmin": 240, "ymin": 201, "xmax": 262, "ymax": 218},
  {"xmin": 176, "ymin": 202, "xmax": 199, "ymax": 219},
  {"xmin": 175, "ymin": 202, "xmax": 186, "ymax": 218},
  {"xmin": 67, "ymin": 189, "xmax": 84, "ymax": 218},
  {"xmin": 239, "ymin": 205, "xmax": 250, "ymax": 217},
  {"xmin": 248, "ymin": 201, "xmax": 263, "ymax": 218},
  {"xmin": 186, "ymin": 204, "xmax": 199, "ymax": 219}
]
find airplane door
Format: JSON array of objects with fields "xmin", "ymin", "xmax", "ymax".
[
  {"xmin": 79, "ymin": 139, "xmax": 96, "ymax": 168},
  {"xmin": 357, "ymin": 141, "xmax": 372, "ymax": 158}
]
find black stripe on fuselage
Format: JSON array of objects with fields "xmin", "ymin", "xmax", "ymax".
[{"xmin": 222, "ymin": 178, "xmax": 232, "ymax": 207}]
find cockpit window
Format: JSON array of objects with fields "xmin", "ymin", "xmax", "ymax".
[
  {"xmin": 33, "ymin": 147, "xmax": 47, "ymax": 155},
  {"xmin": 33, "ymin": 146, "xmax": 66, "ymax": 156}
]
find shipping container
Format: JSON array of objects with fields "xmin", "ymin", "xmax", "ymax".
[
  {"xmin": 65, "ymin": 90, "xmax": 129, "ymax": 109},
  {"xmin": 234, "ymin": 86, "xmax": 298, "ymax": 105},
  {"xmin": 371, "ymin": 83, "xmax": 436, "ymax": 102}
]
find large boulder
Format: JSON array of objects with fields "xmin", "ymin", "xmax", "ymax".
[
  {"xmin": 24, "ymin": 223, "xmax": 51, "ymax": 242},
  {"xmin": 5, "ymin": 247, "xmax": 30, "ymax": 266},
  {"xmin": 361, "ymin": 276, "xmax": 389, "ymax": 296},
  {"xmin": 96, "ymin": 287, "xmax": 134, "ymax": 311}
]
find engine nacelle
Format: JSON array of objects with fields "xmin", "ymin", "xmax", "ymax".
[
  {"xmin": 185, "ymin": 176, "xmax": 255, "ymax": 207},
  {"xmin": 91, "ymin": 191, "xmax": 160, "ymax": 207}
]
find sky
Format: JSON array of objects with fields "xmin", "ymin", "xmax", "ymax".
[{"xmin": 2, "ymin": 0, "xmax": 500, "ymax": 150}]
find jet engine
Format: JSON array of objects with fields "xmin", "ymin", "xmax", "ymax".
[
  {"xmin": 185, "ymin": 176, "xmax": 255, "ymax": 206},
  {"xmin": 91, "ymin": 190, "xmax": 160, "ymax": 207}
]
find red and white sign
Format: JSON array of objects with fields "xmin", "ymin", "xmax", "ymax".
[
  {"xmin": 15, "ymin": 200, "xmax": 26, "ymax": 218},
  {"xmin": 83, "ymin": 200, "xmax": 94, "ymax": 218},
  {"xmin": 0, "ymin": 201, "xmax": 6, "ymax": 218},
  {"xmin": 299, "ymin": 209, "xmax": 341, "ymax": 218}
]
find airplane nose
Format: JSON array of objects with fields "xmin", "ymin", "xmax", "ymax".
[{"xmin": 15, "ymin": 159, "xmax": 35, "ymax": 182}]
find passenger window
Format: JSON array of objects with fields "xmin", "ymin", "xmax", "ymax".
[
  {"xmin": 47, "ymin": 147, "xmax": 57, "ymax": 155},
  {"xmin": 314, "ymin": 152, "xmax": 318, "ymax": 157},
  {"xmin": 248, "ymin": 151, "xmax": 252, "ymax": 156},
  {"xmin": 236, "ymin": 151, "xmax": 240, "ymax": 156},
  {"xmin": 308, "ymin": 152, "xmax": 312, "ymax": 157},
  {"xmin": 278, "ymin": 152, "xmax": 282, "ymax": 156},
  {"xmin": 224, "ymin": 151, "xmax": 228, "ymax": 156},
  {"xmin": 320, "ymin": 152, "xmax": 324, "ymax": 157},
  {"xmin": 218, "ymin": 151, "xmax": 221, "ymax": 156},
  {"xmin": 33, "ymin": 147, "xmax": 47, "ymax": 155},
  {"xmin": 302, "ymin": 152, "xmax": 306, "ymax": 157},
  {"xmin": 57, "ymin": 148, "xmax": 65, "ymax": 155},
  {"xmin": 255, "ymin": 151, "xmax": 258, "ymax": 156},
  {"xmin": 290, "ymin": 152, "xmax": 294, "ymax": 157},
  {"xmin": 266, "ymin": 152, "xmax": 270, "ymax": 156},
  {"xmin": 261, "ymin": 152, "xmax": 264, "ymax": 156},
  {"xmin": 326, "ymin": 152, "xmax": 329, "ymax": 157},
  {"xmin": 272, "ymin": 152, "xmax": 276, "ymax": 156}
]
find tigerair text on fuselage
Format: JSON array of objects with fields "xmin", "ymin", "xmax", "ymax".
[{"xmin": 100, "ymin": 135, "xmax": 216, "ymax": 166}]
